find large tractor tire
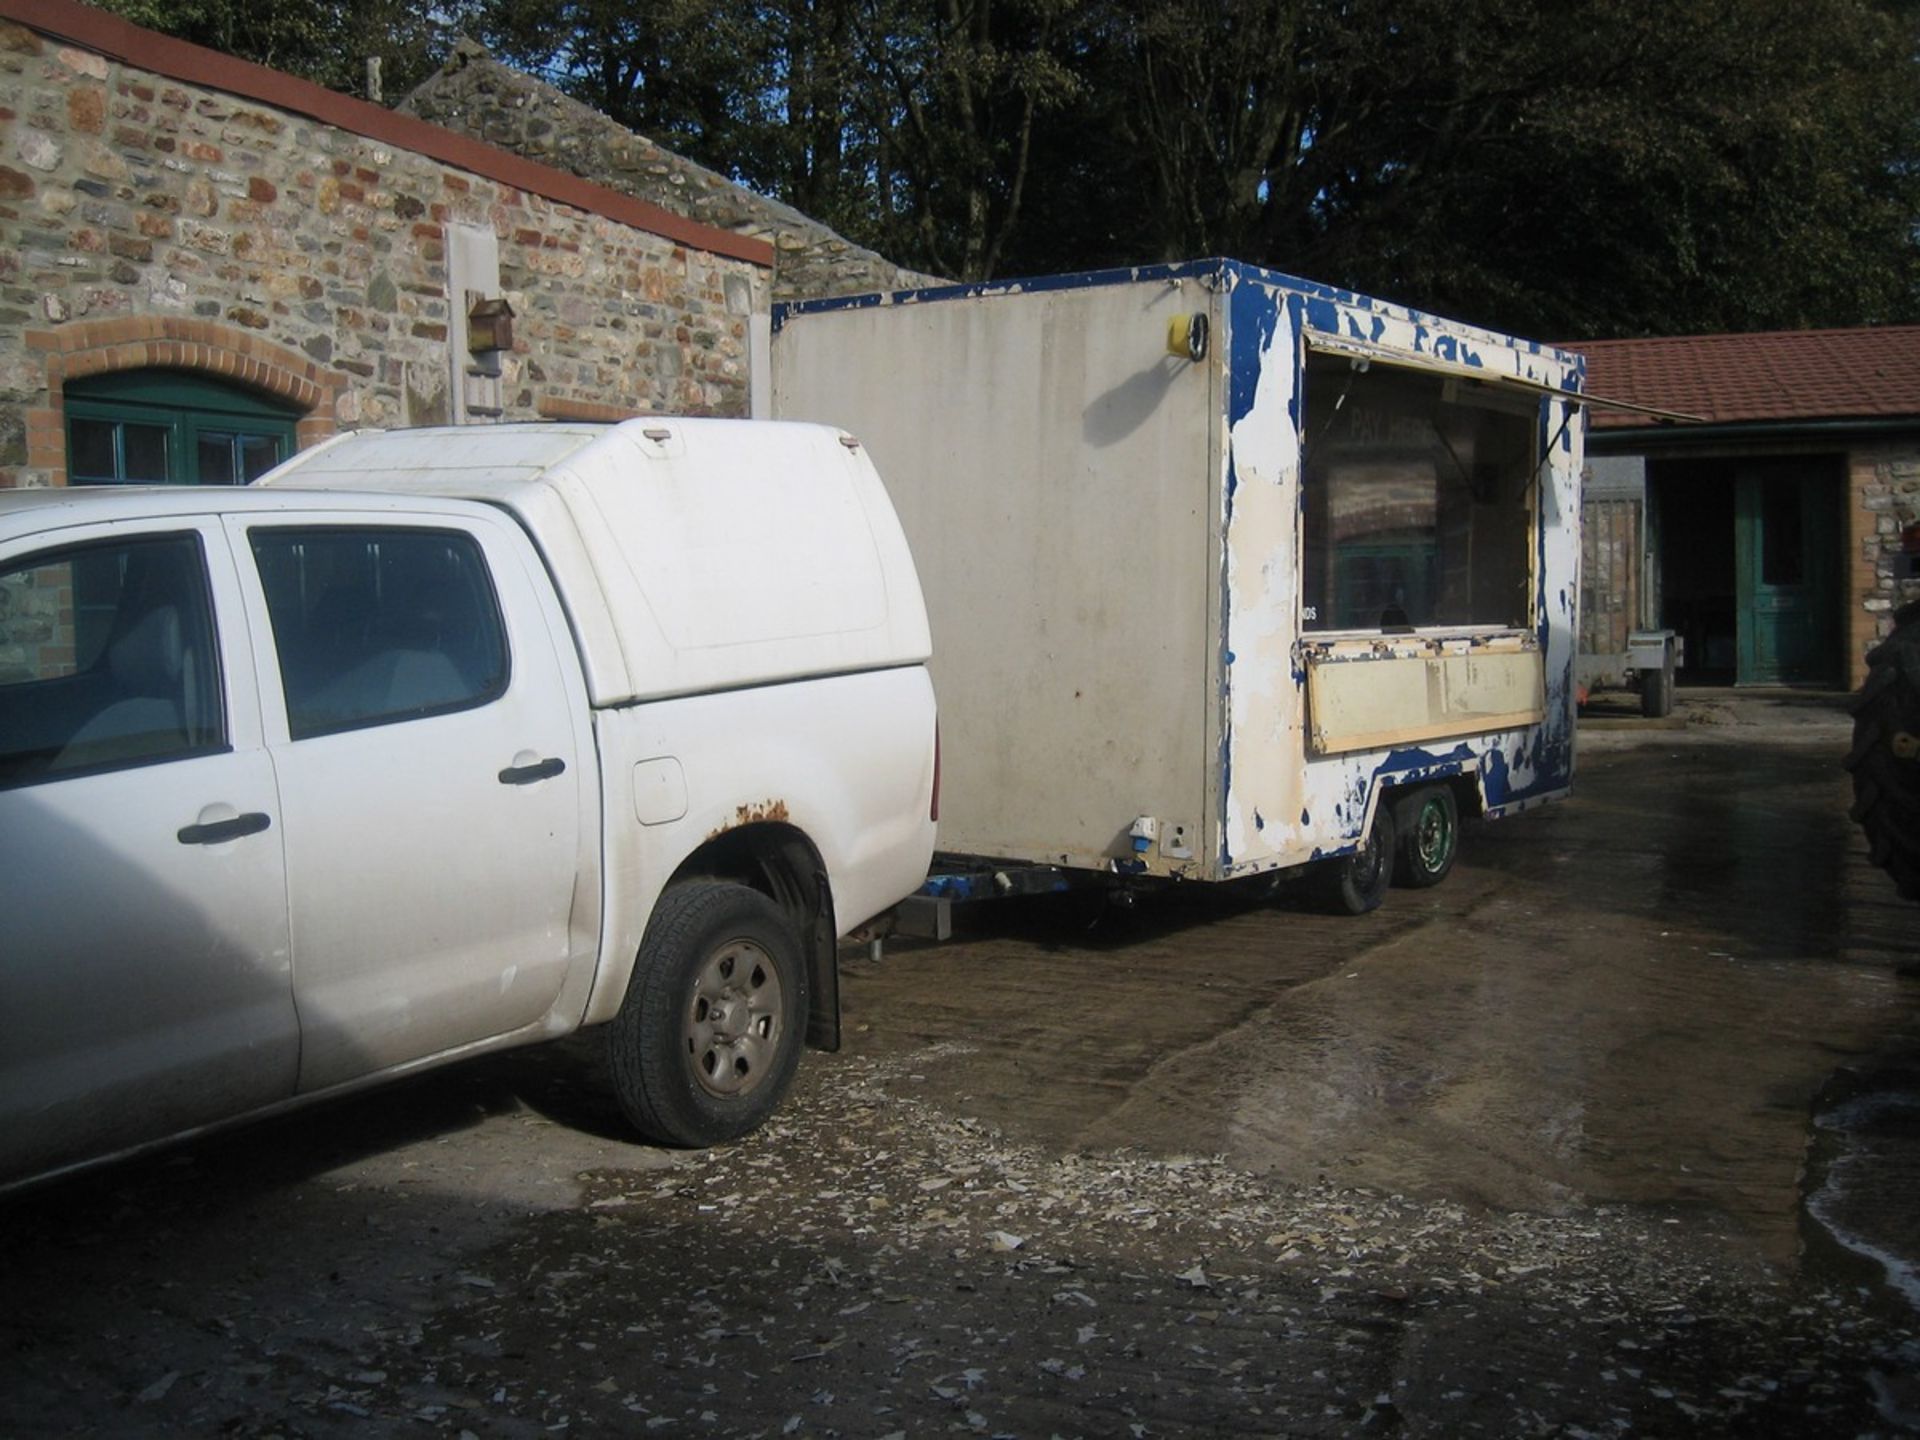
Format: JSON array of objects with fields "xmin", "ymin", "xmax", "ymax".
[{"xmin": 1847, "ymin": 599, "xmax": 1920, "ymax": 902}]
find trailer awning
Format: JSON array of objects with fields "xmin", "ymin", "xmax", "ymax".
[{"xmin": 1304, "ymin": 332, "xmax": 1705, "ymax": 424}]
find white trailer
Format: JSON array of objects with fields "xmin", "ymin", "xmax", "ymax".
[
  {"xmin": 773, "ymin": 260, "xmax": 1585, "ymax": 913},
  {"xmin": 1578, "ymin": 455, "xmax": 1683, "ymax": 717}
]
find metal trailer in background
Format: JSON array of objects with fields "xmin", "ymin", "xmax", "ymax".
[
  {"xmin": 772, "ymin": 259, "xmax": 1586, "ymax": 920},
  {"xmin": 1578, "ymin": 456, "xmax": 1683, "ymax": 717}
]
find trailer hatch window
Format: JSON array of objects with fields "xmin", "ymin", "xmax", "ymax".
[{"xmin": 1302, "ymin": 354, "xmax": 1537, "ymax": 632}]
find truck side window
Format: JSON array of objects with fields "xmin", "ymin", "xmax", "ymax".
[
  {"xmin": 249, "ymin": 527, "xmax": 509, "ymax": 740},
  {"xmin": 0, "ymin": 534, "xmax": 225, "ymax": 786}
]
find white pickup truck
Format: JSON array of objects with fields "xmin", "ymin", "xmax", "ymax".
[{"xmin": 0, "ymin": 418, "xmax": 938, "ymax": 1190}]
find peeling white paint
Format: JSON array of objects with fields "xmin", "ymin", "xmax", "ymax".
[
  {"xmin": 1221, "ymin": 272, "xmax": 1305, "ymax": 864},
  {"xmin": 1217, "ymin": 272, "xmax": 1583, "ymax": 877}
]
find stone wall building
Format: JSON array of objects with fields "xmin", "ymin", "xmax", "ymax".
[
  {"xmin": 0, "ymin": 0, "xmax": 784, "ymax": 489},
  {"xmin": 1576, "ymin": 329, "xmax": 1920, "ymax": 690}
]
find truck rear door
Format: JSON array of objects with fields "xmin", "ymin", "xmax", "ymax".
[{"xmin": 227, "ymin": 511, "xmax": 588, "ymax": 1091}]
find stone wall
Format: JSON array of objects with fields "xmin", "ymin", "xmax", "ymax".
[
  {"xmin": 0, "ymin": 13, "xmax": 768, "ymax": 488},
  {"xmin": 403, "ymin": 42, "xmax": 944, "ymax": 303},
  {"xmin": 1853, "ymin": 444, "xmax": 1920, "ymax": 663}
]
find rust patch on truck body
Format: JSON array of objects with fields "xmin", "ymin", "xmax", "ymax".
[{"xmin": 708, "ymin": 798, "xmax": 791, "ymax": 840}]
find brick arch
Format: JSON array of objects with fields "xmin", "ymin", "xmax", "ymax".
[{"xmin": 25, "ymin": 317, "xmax": 346, "ymax": 486}]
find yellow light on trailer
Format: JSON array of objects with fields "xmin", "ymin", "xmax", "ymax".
[{"xmin": 1166, "ymin": 313, "xmax": 1209, "ymax": 362}]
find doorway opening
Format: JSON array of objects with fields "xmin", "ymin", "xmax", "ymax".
[{"xmin": 1649, "ymin": 454, "xmax": 1843, "ymax": 688}]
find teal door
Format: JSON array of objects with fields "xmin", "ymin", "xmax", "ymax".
[{"xmin": 1734, "ymin": 463, "xmax": 1840, "ymax": 686}]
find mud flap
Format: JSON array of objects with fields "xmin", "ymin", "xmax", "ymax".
[{"xmin": 806, "ymin": 873, "xmax": 840, "ymax": 1052}]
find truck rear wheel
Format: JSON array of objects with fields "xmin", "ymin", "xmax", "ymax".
[
  {"xmin": 1392, "ymin": 785, "xmax": 1458, "ymax": 888},
  {"xmin": 1314, "ymin": 806, "xmax": 1396, "ymax": 915},
  {"xmin": 609, "ymin": 880, "xmax": 808, "ymax": 1146},
  {"xmin": 1847, "ymin": 603, "xmax": 1920, "ymax": 901}
]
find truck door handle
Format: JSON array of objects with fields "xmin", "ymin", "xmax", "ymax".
[
  {"xmin": 499, "ymin": 756, "xmax": 566, "ymax": 785},
  {"xmin": 178, "ymin": 812, "xmax": 272, "ymax": 845}
]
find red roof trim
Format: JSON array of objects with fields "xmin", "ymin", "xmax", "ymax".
[{"xmin": 4, "ymin": 0, "xmax": 774, "ymax": 269}]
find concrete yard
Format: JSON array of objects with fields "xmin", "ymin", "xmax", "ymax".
[{"xmin": 5, "ymin": 693, "xmax": 1918, "ymax": 1437}]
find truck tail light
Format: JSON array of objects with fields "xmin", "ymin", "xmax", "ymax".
[{"xmin": 930, "ymin": 723, "xmax": 941, "ymax": 824}]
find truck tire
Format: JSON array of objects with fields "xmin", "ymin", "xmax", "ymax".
[
  {"xmin": 1847, "ymin": 602, "xmax": 1920, "ymax": 902},
  {"xmin": 1392, "ymin": 785, "xmax": 1458, "ymax": 888},
  {"xmin": 609, "ymin": 880, "xmax": 809, "ymax": 1146},
  {"xmin": 1314, "ymin": 805, "xmax": 1396, "ymax": 915},
  {"xmin": 1640, "ymin": 661, "xmax": 1674, "ymax": 719}
]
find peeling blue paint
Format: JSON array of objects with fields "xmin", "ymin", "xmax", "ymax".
[
  {"xmin": 1286, "ymin": 293, "xmax": 1308, "ymax": 432},
  {"xmin": 1481, "ymin": 748, "xmax": 1514, "ymax": 809},
  {"xmin": 1374, "ymin": 743, "xmax": 1476, "ymax": 778},
  {"xmin": 1228, "ymin": 275, "xmax": 1284, "ymax": 427}
]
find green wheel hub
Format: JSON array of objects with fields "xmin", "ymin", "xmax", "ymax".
[
  {"xmin": 1410, "ymin": 796, "xmax": 1455, "ymax": 873},
  {"xmin": 1393, "ymin": 785, "xmax": 1459, "ymax": 888}
]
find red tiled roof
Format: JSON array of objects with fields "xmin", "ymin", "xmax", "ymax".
[{"xmin": 1570, "ymin": 326, "xmax": 1920, "ymax": 429}]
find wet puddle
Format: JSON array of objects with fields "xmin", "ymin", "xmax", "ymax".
[{"xmin": 1805, "ymin": 1069, "xmax": 1920, "ymax": 1311}]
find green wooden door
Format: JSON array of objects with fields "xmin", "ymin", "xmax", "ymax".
[{"xmin": 1734, "ymin": 464, "xmax": 1840, "ymax": 686}]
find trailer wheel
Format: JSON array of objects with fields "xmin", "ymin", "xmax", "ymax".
[
  {"xmin": 608, "ymin": 881, "xmax": 808, "ymax": 1147},
  {"xmin": 1640, "ymin": 661, "xmax": 1674, "ymax": 719},
  {"xmin": 1392, "ymin": 786, "xmax": 1458, "ymax": 888},
  {"xmin": 1847, "ymin": 602, "xmax": 1920, "ymax": 902},
  {"xmin": 1315, "ymin": 806, "xmax": 1396, "ymax": 915}
]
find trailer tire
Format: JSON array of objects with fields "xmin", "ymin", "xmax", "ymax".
[
  {"xmin": 1315, "ymin": 806, "xmax": 1396, "ymax": 915},
  {"xmin": 608, "ymin": 880, "xmax": 808, "ymax": 1147},
  {"xmin": 1640, "ymin": 661, "xmax": 1674, "ymax": 719},
  {"xmin": 1392, "ymin": 786, "xmax": 1458, "ymax": 888},
  {"xmin": 1847, "ymin": 602, "xmax": 1920, "ymax": 902}
]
